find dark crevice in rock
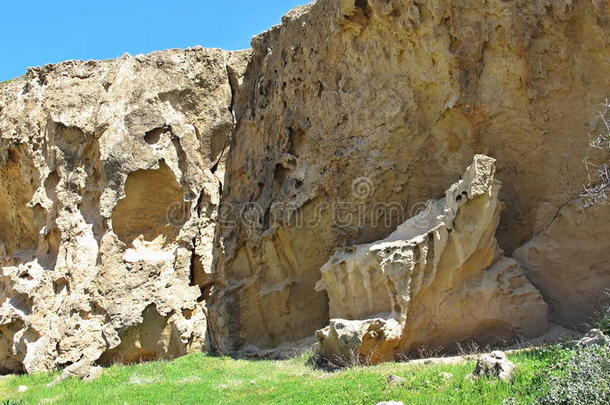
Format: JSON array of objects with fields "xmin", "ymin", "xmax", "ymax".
[
  {"xmin": 345, "ymin": 0, "xmax": 372, "ymax": 26},
  {"xmin": 226, "ymin": 63, "xmax": 239, "ymax": 120},
  {"xmin": 144, "ymin": 125, "xmax": 169, "ymax": 145}
]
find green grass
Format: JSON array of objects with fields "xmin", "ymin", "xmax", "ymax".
[{"xmin": 0, "ymin": 348, "xmax": 566, "ymax": 405}]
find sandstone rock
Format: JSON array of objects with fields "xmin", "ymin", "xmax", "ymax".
[
  {"xmin": 576, "ymin": 329, "xmax": 610, "ymax": 347},
  {"xmin": 315, "ymin": 318, "xmax": 403, "ymax": 366},
  {"xmin": 513, "ymin": 201, "xmax": 610, "ymax": 328},
  {"xmin": 210, "ymin": 0, "xmax": 610, "ymax": 355},
  {"xmin": 387, "ymin": 374, "xmax": 406, "ymax": 385},
  {"xmin": 0, "ymin": 48, "xmax": 250, "ymax": 373},
  {"xmin": 48, "ymin": 362, "xmax": 103, "ymax": 387},
  {"xmin": 470, "ymin": 351, "xmax": 516, "ymax": 382},
  {"xmin": 240, "ymin": 336, "xmax": 316, "ymax": 360},
  {"xmin": 17, "ymin": 385, "xmax": 28, "ymax": 393},
  {"xmin": 1, "ymin": 0, "xmax": 610, "ymax": 374},
  {"xmin": 314, "ymin": 156, "xmax": 548, "ymax": 362},
  {"xmin": 508, "ymin": 323, "xmax": 581, "ymax": 349}
]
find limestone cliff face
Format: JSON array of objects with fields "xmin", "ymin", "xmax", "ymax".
[
  {"xmin": 1, "ymin": 0, "xmax": 610, "ymax": 373},
  {"xmin": 0, "ymin": 48, "xmax": 249, "ymax": 373},
  {"xmin": 211, "ymin": 0, "xmax": 610, "ymax": 352}
]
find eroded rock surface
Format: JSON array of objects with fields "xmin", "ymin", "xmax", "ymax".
[
  {"xmin": 514, "ymin": 201, "xmax": 610, "ymax": 328},
  {"xmin": 470, "ymin": 351, "xmax": 516, "ymax": 382},
  {"xmin": 210, "ymin": 0, "xmax": 609, "ymax": 353},
  {"xmin": 0, "ymin": 48, "xmax": 250, "ymax": 374},
  {"xmin": 314, "ymin": 156, "xmax": 548, "ymax": 362},
  {"xmin": 1, "ymin": 0, "xmax": 610, "ymax": 373}
]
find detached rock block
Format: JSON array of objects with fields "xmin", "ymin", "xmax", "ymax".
[
  {"xmin": 387, "ymin": 374, "xmax": 407, "ymax": 385},
  {"xmin": 315, "ymin": 318, "xmax": 403, "ymax": 365},
  {"xmin": 315, "ymin": 156, "xmax": 548, "ymax": 363},
  {"xmin": 470, "ymin": 351, "xmax": 516, "ymax": 382}
]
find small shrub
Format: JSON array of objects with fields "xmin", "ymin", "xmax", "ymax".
[
  {"xmin": 538, "ymin": 344, "xmax": 610, "ymax": 405},
  {"xmin": 597, "ymin": 312, "xmax": 610, "ymax": 335},
  {"xmin": 583, "ymin": 99, "xmax": 610, "ymax": 206},
  {"xmin": 311, "ymin": 349, "xmax": 375, "ymax": 371},
  {"xmin": 592, "ymin": 295, "xmax": 610, "ymax": 335}
]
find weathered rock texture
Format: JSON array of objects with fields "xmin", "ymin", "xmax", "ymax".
[
  {"xmin": 470, "ymin": 351, "xmax": 516, "ymax": 382},
  {"xmin": 0, "ymin": 48, "xmax": 249, "ymax": 373},
  {"xmin": 1, "ymin": 0, "xmax": 610, "ymax": 373},
  {"xmin": 314, "ymin": 156, "xmax": 547, "ymax": 362},
  {"xmin": 514, "ymin": 201, "xmax": 610, "ymax": 327},
  {"xmin": 210, "ymin": 0, "xmax": 610, "ymax": 353}
]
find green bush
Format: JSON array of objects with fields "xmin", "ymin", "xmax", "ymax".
[{"xmin": 538, "ymin": 344, "xmax": 610, "ymax": 405}]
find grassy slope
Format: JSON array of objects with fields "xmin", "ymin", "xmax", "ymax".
[{"xmin": 0, "ymin": 348, "xmax": 560, "ymax": 405}]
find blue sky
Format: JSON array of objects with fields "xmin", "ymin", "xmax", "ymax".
[{"xmin": 0, "ymin": 0, "xmax": 306, "ymax": 81}]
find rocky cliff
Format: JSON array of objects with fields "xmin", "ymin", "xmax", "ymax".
[
  {"xmin": 1, "ymin": 0, "xmax": 609, "ymax": 374},
  {"xmin": 210, "ymin": 0, "xmax": 610, "ymax": 353},
  {"xmin": 0, "ymin": 48, "xmax": 249, "ymax": 374}
]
